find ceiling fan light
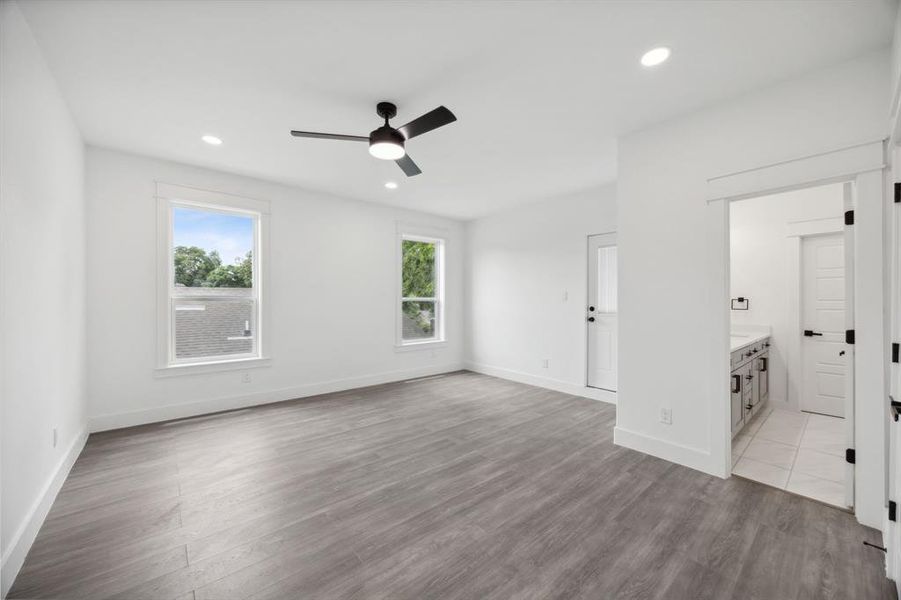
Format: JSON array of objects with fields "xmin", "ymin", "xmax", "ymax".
[
  {"xmin": 369, "ymin": 125, "xmax": 406, "ymax": 160},
  {"xmin": 369, "ymin": 141, "xmax": 405, "ymax": 160}
]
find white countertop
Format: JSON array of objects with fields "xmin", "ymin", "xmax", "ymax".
[{"xmin": 730, "ymin": 332, "xmax": 769, "ymax": 352}]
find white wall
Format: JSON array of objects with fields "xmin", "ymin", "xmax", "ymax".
[
  {"xmin": 85, "ymin": 148, "xmax": 464, "ymax": 429},
  {"xmin": 730, "ymin": 183, "xmax": 844, "ymax": 409},
  {"xmin": 0, "ymin": 0, "xmax": 87, "ymax": 595},
  {"xmin": 890, "ymin": 4, "xmax": 901, "ymax": 145},
  {"xmin": 616, "ymin": 51, "xmax": 889, "ymax": 526},
  {"xmin": 464, "ymin": 186, "xmax": 617, "ymax": 399}
]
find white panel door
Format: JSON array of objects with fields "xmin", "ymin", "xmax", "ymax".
[
  {"xmin": 587, "ymin": 233, "xmax": 617, "ymax": 391},
  {"xmin": 801, "ymin": 233, "xmax": 847, "ymax": 417}
]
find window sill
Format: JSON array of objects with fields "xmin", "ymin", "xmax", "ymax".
[
  {"xmin": 394, "ymin": 340, "xmax": 447, "ymax": 353},
  {"xmin": 154, "ymin": 356, "xmax": 271, "ymax": 378}
]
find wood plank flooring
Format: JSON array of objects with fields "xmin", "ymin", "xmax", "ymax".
[{"xmin": 9, "ymin": 371, "xmax": 896, "ymax": 599}]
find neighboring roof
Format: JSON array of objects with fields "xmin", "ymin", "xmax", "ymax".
[{"xmin": 175, "ymin": 295, "xmax": 253, "ymax": 359}]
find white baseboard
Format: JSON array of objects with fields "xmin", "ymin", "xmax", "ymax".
[
  {"xmin": 1, "ymin": 427, "xmax": 88, "ymax": 599},
  {"xmin": 89, "ymin": 362, "xmax": 465, "ymax": 432},
  {"xmin": 613, "ymin": 425, "xmax": 723, "ymax": 478},
  {"xmin": 464, "ymin": 361, "xmax": 616, "ymax": 404}
]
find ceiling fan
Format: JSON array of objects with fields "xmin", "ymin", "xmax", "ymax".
[{"xmin": 290, "ymin": 102, "xmax": 457, "ymax": 177}]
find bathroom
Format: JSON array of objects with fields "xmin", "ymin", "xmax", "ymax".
[{"xmin": 729, "ymin": 182, "xmax": 850, "ymax": 508}]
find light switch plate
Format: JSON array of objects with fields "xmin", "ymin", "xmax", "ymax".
[{"xmin": 659, "ymin": 408, "xmax": 672, "ymax": 425}]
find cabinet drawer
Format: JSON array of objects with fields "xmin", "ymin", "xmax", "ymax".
[{"xmin": 733, "ymin": 348, "xmax": 753, "ymax": 367}]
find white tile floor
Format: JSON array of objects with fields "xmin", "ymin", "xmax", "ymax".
[{"xmin": 732, "ymin": 406, "xmax": 847, "ymax": 508}]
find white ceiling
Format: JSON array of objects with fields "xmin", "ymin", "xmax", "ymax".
[{"xmin": 20, "ymin": 1, "xmax": 895, "ymax": 220}]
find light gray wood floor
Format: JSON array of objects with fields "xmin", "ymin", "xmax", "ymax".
[{"xmin": 9, "ymin": 371, "xmax": 896, "ymax": 599}]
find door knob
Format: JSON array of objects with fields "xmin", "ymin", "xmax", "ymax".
[
  {"xmin": 588, "ymin": 306, "xmax": 595, "ymax": 312},
  {"xmin": 587, "ymin": 316, "xmax": 595, "ymax": 322},
  {"xmin": 803, "ymin": 330, "xmax": 823, "ymax": 337}
]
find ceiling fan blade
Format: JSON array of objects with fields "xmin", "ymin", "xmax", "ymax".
[
  {"xmin": 398, "ymin": 106, "xmax": 457, "ymax": 140},
  {"xmin": 290, "ymin": 130, "xmax": 368, "ymax": 142},
  {"xmin": 396, "ymin": 154, "xmax": 422, "ymax": 177}
]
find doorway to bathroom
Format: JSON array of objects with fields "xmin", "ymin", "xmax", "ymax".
[{"xmin": 728, "ymin": 182, "xmax": 854, "ymax": 509}]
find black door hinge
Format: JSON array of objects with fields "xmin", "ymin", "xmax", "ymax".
[
  {"xmin": 895, "ymin": 182, "xmax": 901, "ymax": 203},
  {"xmin": 844, "ymin": 210, "xmax": 854, "ymax": 225},
  {"xmin": 894, "ymin": 343, "xmax": 899, "ymax": 364},
  {"xmin": 846, "ymin": 330, "xmax": 855, "ymax": 345},
  {"xmin": 890, "ymin": 501, "xmax": 897, "ymax": 522},
  {"xmin": 846, "ymin": 448, "xmax": 855, "ymax": 464}
]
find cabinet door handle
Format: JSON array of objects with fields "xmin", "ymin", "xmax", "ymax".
[
  {"xmin": 731, "ymin": 374, "xmax": 741, "ymax": 394},
  {"xmin": 759, "ymin": 358, "xmax": 767, "ymax": 372}
]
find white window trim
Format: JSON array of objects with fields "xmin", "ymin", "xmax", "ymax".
[
  {"xmin": 395, "ymin": 226, "xmax": 446, "ymax": 350},
  {"xmin": 155, "ymin": 182, "xmax": 271, "ymax": 376}
]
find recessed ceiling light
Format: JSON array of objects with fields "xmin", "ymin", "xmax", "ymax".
[
  {"xmin": 640, "ymin": 47, "xmax": 671, "ymax": 67},
  {"xmin": 201, "ymin": 135, "xmax": 223, "ymax": 145},
  {"xmin": 385, "ymin": 181, "xmax": 398, "ymax": 190}
]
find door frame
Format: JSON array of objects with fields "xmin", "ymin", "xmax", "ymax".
[
  {"xmin": 707, "ymin": 139, "xmax": 887, "ymax": 528},
  {"xmin": 796, "ymin": 225, "xmax": 855, "ymax": 506},
  {"xmin": 586, "ymin": 232, "xmax": 618, "ymax": 392}
]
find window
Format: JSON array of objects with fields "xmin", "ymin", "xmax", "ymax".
[
  {"xmin": 596, "ymin": 245, "xmax": 617, "ymax": 313},
  {"xmin": 398, "ymin": 233, "xmax": 445, "ymax": 346},
  {"xmin": 157, "ymin": 183, "xmax": 269, "ymax": 372}
]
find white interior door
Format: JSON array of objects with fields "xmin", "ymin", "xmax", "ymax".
[
  {"xmin": 587, "ymin": 233, "xmax": 617, "ymax": 391},
  {"xmin": 801, "ymin": 232, "xmax": 847, "ymax": 417}
]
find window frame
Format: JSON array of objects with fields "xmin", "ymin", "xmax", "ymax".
[
  {"xmin": 155, "ymin": 182, "xmax": 271, "ymax": 376},
  {"xmin": 396, "ymin": 230, "xmax": 446, "ymax": 350}
]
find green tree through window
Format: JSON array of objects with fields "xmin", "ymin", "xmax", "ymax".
[
  {"xmin": 402, "ymin": 240, "xmax": 435, "ymax": 297},
  {"xmin": 401, "ymin": 239, "xmax": 437, "ymax": 339},
  {"xmin": 174, "ymin": 246, "xmax": 252, "ymax": 288}
]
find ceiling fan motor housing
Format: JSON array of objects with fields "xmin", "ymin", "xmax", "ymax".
[{"xmin": 370, "ymin": 125, "xmax": 405, "ymax": 146}]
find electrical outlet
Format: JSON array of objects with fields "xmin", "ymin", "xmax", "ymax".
[
  {"xmin": 52, "ymin": 427, "xmax": 58, "ymax": 448},
  {"xmin": 659, "ymin": 408, "xmax": 672, "ymax": 425},
  {"xmin": 242, "ymin": 372, "xmax": 252, "ymax": 384},
  {"xmin": 541, "ymin": 359, "xmax": 549, "ymax": 369},
  {"xmin": 562, "ymin": 290, "xmax": 569, "ymax": 302}
]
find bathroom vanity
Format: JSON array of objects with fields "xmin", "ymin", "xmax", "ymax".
[{"xmin": 730, "ymin": 333, "xmax": 770, "ymax": 436}]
